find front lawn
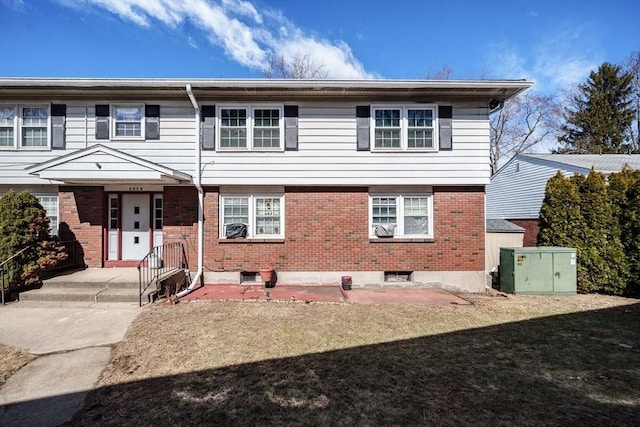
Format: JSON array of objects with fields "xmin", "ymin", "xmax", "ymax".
[{"xmin": 68, "ymin": 295, "xmax": 640, "ymax": 426}]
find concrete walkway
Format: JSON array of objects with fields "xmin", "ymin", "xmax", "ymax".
[{"xmin": 0, "ymin": 301, "xmax": 141, "ymax": 427}]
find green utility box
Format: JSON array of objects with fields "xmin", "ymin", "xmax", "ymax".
[{"xmin": 499, "ymin": 247, "xmax": 577, "ymax": 295}]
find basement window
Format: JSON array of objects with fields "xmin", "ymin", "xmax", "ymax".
[{"xmin": 384, "ymin": 271, "xmax": 413, "ymax": 283}]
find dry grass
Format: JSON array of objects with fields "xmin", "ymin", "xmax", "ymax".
[
  {"xmin": 69, "ymin": 295, "xmax": 640, "ymax": 426},
  {"xmin": 0, "ymin": 344, "xmax": 35, "ymax": 386}
]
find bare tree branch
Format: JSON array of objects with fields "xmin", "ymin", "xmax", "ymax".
[
  {"xmin": 490, "ymin": 93, "xmax": 561, "ymax": 174},
  {"xmin": 262, "ymin": 52, "xmax": 329, "ymax": 79}
]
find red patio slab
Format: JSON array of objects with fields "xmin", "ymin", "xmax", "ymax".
[
  {"xmin": 344, "ymin": 287, "xmax": 472, "ymax": 305},
  {"xmin": 180, "ymin": 284, "xmax": 471, "ymax": 305},
  {"xmin": 181, "ymin": 284, "xmax": 347, "ymax": 304}
]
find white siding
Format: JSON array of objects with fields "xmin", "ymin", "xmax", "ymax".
[
  {"xmin": 0, "ymin": 101, "xmax": 196, "ymax": 185},
  {"xmin": 1, "ymin": 100, "xmax": 492, "ymax": 187},
  {"xmin": 201, "ymin": 102, "xmax": 491, "ymax": 186},
  {"xmin": 486, "ymin": 156, "xmax": 589, "ymax": 219}
]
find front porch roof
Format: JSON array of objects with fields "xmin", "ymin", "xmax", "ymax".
[{"xmin": 26, "ymin": 144, "xmax": 193, "ymax": 185}]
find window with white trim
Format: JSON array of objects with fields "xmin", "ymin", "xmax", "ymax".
[
  {"xmin": 220, "ymin": 193, "xmax": 284, "ymax": 238},
  {"xmin": 0, "ymin": 104, "xmax": 50, "ymax": 149},
  {"xmin": 37, "ymin": 196, "xmax": 59, "ymax": 236},
  {"xmin": 369, "ymin": 193, "xmax": 433, "ymax": 238},
  {"xmin": 112, "ymin": 105, "xmax": 144, "ymax": 138},
  {"xmin": 372, "ymin": 105, "xmax": 437, "ymax": 151},
  {"xmin": 217, "ymin": 105, "xmax": 283, "ymax": 150}
]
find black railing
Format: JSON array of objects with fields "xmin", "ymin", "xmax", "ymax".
[
  {"xmin": 1, "ymin": 246, "xmax": 32, "ymax": 305},
  {"xmin": 138, "ymin": 242, "xmax": 189, "ymax": 307},
  {"xmin": 1, "ymin": 240, "xmax": 85, "ymax": 304}
]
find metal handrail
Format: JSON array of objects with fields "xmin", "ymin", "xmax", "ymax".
[
  {"xmin": 137, "ymin": 242, "xmax": 189, "ymax": 306},
  {"xmin": 1, "ymin": 246, "xmax": 33, "ymax": 305}
]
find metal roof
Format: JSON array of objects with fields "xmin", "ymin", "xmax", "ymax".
[
  {"xmin": 521, "ymin": 154, "xmax": 640, "ymax": 174},
  {"xmin": 0, "ymin": 78, "xmax": 533, "ymax": 102}
]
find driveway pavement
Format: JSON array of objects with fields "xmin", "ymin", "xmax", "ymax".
[{"xmin": 0, "ymin": 301, "xmax": 141, "ymax": 427}]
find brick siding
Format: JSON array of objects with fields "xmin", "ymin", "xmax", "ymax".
[
  {"xmin": 197, "ymin": 186, "xmax": 485, "ymax": 273},
  {"xmin": 507, "ymin": 218, "xmax": 540, "ymax": 247},
  {"xmin": 59, "ymin": 186, "xmax": 104, "ymax": 268}
]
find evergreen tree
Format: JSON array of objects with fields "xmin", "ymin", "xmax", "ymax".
[
  {"xmin": 576, "ymin": 170, "xmax": 628, "ymax": 294},
  {"xmin": 609, "ymin": 167, "xmax": 640, "ymax": 294},
  {"xmin": 538, "ymin": 171, "xmax": 583, "ymax": 247},
  {"xmin": 0, "ymin": 191, "xmax": 66, "ymax": 291},
  {"xmin": 556, "ymin": 63, "xmax": 635, "ymax": 154}
]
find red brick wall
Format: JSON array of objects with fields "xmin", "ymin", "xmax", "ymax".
[
  {"xmin": 508, "ymin": 218, "xmax": 540, "ymax": 247},
  {"xmin": 59, "ymin": 186, "xmax": 104, "ymax": 268},
  {"xmin": 57, "ymin": 185, "xmax": 486, "ymax": 272},
  {"xmin": 197, "ymin": 186, "xmax": 485, "ymax": 273},
  {"xmin": 163, "ymin": 186, "xmax": 199, "ymax": 266}
]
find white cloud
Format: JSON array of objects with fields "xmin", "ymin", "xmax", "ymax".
[
  {"xmin": 187, "ymin": 36, "xmax": 198, "ymax": 49},
  {"xmin": 57, "ymin": 0, "xmax": 373, "ymax": 78},
  {"xmin": 485, "ymin": 39, "xmax": 598, "ymax": 94}
]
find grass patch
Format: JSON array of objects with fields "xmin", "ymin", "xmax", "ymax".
[
  {"xmin": 69, "ymin": 295, "xmax": 640, "ymax": 426},
  {"xmin": 0, "ymin": 344, "xmax": 35, "ymax": 386}
]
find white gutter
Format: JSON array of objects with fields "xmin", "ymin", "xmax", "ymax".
[{"xmin": 178, "ymin": 84, "xmax": 204, "ymax": 297}]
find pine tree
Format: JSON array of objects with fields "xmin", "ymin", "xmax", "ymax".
[{"xmin": 556, "ymin": 62, "xmax": 635, "ymax": 153}]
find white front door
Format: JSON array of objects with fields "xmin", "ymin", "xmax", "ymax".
[{"xmin": 121, "ymin": 193, "xmax": 150, "ymax": 260}]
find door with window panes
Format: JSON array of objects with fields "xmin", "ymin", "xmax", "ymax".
[{"xmin": 107, "ymin": 193, "xmax": 163, "ymax": 261}]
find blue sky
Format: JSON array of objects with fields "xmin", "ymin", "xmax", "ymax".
[{"xmin": 1, "ymin": 0, "xmax": 638, "ymax": 94}]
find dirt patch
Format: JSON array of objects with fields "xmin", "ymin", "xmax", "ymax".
[
  {"xmin": 0, "ymin": 344, "xmax": 35, "ymax": 386},
  {"xmin": 69, "ymin": 294, "xmax": 640, "ymax": 426}
]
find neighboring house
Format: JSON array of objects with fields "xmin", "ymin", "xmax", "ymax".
[
  {"xmin": 485, "ymin": 219, "xmax": 525, "ymax": 275},
  {"xmin": 0, "ymin": 78, "xmax": 531, "ymax": 292},
  {"xmin": 487, "ymin": 153, "xmax": 640, "ymax": 246}
]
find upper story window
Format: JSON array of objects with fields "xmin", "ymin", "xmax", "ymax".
[
  {"xmin": 220, "ymin": 192, "xmax": 284, "ymax": 239},
  {"xmin": 0, "ymin": 104, "xmax": 50, "ymax": 150},
  {"xmin": 95, "ymin": 104, "xmax": 159, "ymax": 141},
  {"xmin": 113, "ymin": 106, "xmax": 143, "ymax": 137},
  {"xmin": 369, "ymin": 191, "xmax": 433, "ymax": 239},
  {"xmin": 217, "ymin": 105, "xmax": 283, "ymax": 151},
  {"xmin": 113, "ymin": 105, "xmax": 143, "ymax": 138},
  {"xmin": 371, "ymin": 105, "xmax": 437, "ymax": 151}
]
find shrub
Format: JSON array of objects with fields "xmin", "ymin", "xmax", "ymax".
[{"xmin": 0, "ymin": 190, "xmax": 67, "ymax": 292}]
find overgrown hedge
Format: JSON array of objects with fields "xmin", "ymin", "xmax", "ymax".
[
  {"xmin": 538, "ymin": 167, "xmax": 640, "ymax": 295},
  {"xmin": 0, "ymin": 190, "xmax": 67, "ymax": 293}
]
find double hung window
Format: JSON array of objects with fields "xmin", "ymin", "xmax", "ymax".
[
  {"xmin": 0, "ymin": 104, "xmax": 50, "ymax": 149},
  {"xmin": 217, "ymin": 105, "xmax": 283, "ymax": 150},
  {"xmin": 370, "ymin": 191, "xmax": 433, "ymax": 238},
  {"xmin": 113, "ymin": 105, "xmax": 143, "ymax": 138},
  {"xmin": 371, "ymin": 105, "xmax": 437, "ymax": 151},
  {"xmin": 221, "ymin": 193, "xmax": 284, "ymax": 238},
  {"xmin": 36, "ymin": 196, "xmax": 59, "ymax": 236}
]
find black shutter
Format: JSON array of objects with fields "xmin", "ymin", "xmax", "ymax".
[
  {"xmin": 439, "ymin": 105, "xmax": 453, "ymax": 151},
  {"xmin": 284, "ymin": 105, "xmax": 298, "ymax": 151},
  {"xmin": 145, "ymin": 105, "xmax": 160, "ymax": 140},
  {"xmin": 95, "ymin": 104, "xmax": 110, "ymax": 140},
  {"xmin": 51, "ymin": 104, "xmax": 66, "ymax": 150},
  {"xmin": 356, "ymin": 105, "xmax": 370, "ymax": 151},
  {"xmin": 201, "ymin": 105, "xmax": 215, "ymax": 150}
]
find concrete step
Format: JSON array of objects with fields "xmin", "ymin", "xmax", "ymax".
[
  {"xmin": 41, "ymin": 280, "xmax": 140, "ymax": 290},
  {"xmin": 20, "ymin": 286, "xmax": 156, "ymax": 304}
]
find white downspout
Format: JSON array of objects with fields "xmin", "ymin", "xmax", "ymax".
[{"xmin": 178, "ymin": 84, "xmax": 204, "ymax": 297}]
